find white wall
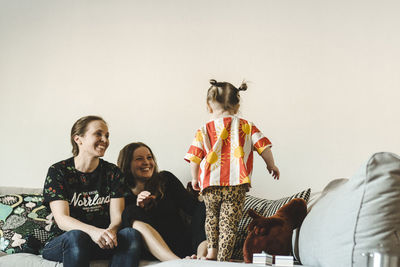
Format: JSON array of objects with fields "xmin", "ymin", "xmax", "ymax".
[{"xmin": 1, "ymin": 0, "xmax": 399, "ymax": 199}]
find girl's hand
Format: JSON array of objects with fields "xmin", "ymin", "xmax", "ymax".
[
  {"xmin": 137, "ymin": 190, "xmax": 151, "ymax": 207},
  {"xmin": 191, "ymin": 178, "xmax": 200, "ymax": 191},
  {"xmin": 267, "ymin": 165, "xmax": 280, "ymax": 180},
  {"xmin": 89, "ymin": 227, "xmax": 118, "ymax": 249}
]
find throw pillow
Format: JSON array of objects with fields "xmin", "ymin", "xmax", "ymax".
[
  {"xmin": 0, "ymin": 193, "xmax": 56, "ymax": 254},
  {"xmin": 243, "ymin": 198, "xmax": 308, "ymax": 263},
  {"xmin": 231, "ymin": 188, "xmax": 311, "ymax": 260},
  {"xmin": 298, "ymin": 152, "xmax": 400, "ymax": 267}
]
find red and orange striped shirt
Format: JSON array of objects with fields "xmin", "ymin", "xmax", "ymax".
[{"xmin": 184, "ymin": 116, "xmax": 271, "ymax": 191}]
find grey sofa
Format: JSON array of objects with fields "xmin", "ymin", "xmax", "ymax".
[
  {"xmin": 296, "ymin": 152, "xmax": 400, "ymax": 266},
  {"xmin": 0, "ymin": 187, "xmax": 311, "ymax": 267},
  {"xmin": 1, "ymin": 152, "xmax": 399, "ymax": 267}
]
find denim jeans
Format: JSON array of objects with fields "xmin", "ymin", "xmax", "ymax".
[{"xmin": 42, "ymin": 227, "xmax": 142, "ymax": 267}]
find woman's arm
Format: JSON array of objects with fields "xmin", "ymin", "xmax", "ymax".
[
  {"xmin": 109, "ymin": 197, "xmax": 124, "ymax": 230},
  {"xmin": 50, "ymin": 200, "xmax": 117, "ymax": 249},
  {"xmin": 107, "ymin": 197, "xmax": 124, "ymax": 247},
  {"xmin": 163, "ymin": 171, "xmax": 199, "ymax": 216}
]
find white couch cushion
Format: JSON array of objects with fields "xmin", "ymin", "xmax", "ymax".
[
  {"xmin": 149, "ymin": 258, "xmax": 305, "ymax": 266},
  {"xmin": 298, "ymin": 152, "xmax": 400, "ymax": 267}
]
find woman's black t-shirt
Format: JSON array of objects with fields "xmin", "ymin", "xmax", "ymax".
[{"xmin": 43, "ymin": 157, "xmax": 125, "ymax": 231}]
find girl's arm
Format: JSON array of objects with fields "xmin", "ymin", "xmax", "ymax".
[
  {"xmin": 50, "ymin": 200, "xmax": 117, "ymax": 249},
  {"xmin": 190, "ymin": 162, "xmax": 200, "ymax": 191},
  {"xmin": 260, "ymin": 147, "xmax": 280, "ymax": 180}
]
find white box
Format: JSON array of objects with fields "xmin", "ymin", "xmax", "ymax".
[{"xmin": 252, "ymin": 251, "xmax": 294, "ymax": 266}]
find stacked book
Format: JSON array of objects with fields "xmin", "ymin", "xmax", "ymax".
[{"xmin": 253, "ymin": 251, "xmax": 294, "ymax": 266}]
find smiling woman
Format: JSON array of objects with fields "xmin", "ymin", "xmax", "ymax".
[
  {"xmin": 117, "ymin": 142, "xmax": 207, "ymax": 261},
  {"xmin": 132, "ymin": 146, "xmax": 157, "ymax": 180},
  {"xmin": 41, "ymin": 115, "xmax": 142, "ymax": 267}
]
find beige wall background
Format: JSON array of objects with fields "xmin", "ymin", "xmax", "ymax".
[{"xmin": 1, "ymin": 0, "xmax": 399, "ymax": 199}]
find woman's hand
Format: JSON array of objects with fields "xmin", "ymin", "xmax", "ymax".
[
  {"xmin": 89, "ymin": 227, "xmax": 118, "ymax": 249},
  {"xmin": 49, "ymin": 200, "xmax": 118, "ymax": 249},
  {"xmin": 137, "ymin": 190, "xmax": 151, "ymax": 207}
]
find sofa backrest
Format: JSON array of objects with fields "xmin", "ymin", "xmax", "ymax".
[{"xmin": 0, "ymin": 187, "xmax": 42, "ymax": 195}]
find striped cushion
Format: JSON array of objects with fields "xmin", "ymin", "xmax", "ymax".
[{"xmin": 231, "ymin": 188, "xmax": 311, "ymax": 260}]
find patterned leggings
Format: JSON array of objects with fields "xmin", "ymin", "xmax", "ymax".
[{"xmin": 202, "ymin": 185, "xmax": 246, "ymax": 261}]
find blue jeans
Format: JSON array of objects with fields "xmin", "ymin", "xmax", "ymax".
[{"xmin": 42, "ymin": 228, "xmax": 142, "ymax": 267}]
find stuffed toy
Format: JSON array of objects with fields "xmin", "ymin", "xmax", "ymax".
[{"xmin": 243, "ymin": 198, "xmax": 308, "ymax": 263}]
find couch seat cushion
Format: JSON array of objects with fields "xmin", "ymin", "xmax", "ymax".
[{"xmin": 0, "ymin": 253, "xmax": 158, "ymax": 266}]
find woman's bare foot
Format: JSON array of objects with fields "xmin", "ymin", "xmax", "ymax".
[{"xmin": 185, "ymin": 254, "xmax": 198, "ymax": 259}]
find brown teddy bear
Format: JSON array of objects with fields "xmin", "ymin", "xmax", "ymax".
[{"xmin": 243, "ymin": 198, "xmax": 308, "ymax": 263}]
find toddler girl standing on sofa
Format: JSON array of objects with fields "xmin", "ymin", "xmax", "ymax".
[{"xmin": 184, "ymin": 79, "xmax": 280, "ymax": 261}]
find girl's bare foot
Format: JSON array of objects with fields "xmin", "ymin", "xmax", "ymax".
[
  {"xmin": 198, "ymin": 256, "xmax": 218, "ymax": 260},
  {"xmin": 205, "ymin": 248, "xmax": 217, "ymax": 260}
]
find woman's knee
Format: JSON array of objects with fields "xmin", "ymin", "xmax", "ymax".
[
  {"xmin": 119, "ymin": 227, "xmax": 142, "ymax": 241},
  {"xmin": 132, "ymin": 220, "xmax": 150, "ymax": 231},
  {"xmin": 118, "ymin": 227, "xmax": 142, "ymax": 251},
  {"xmin": 63, "ymin": 230, "xmax": 92, "ymax": 249},
  {"xmin": 51, "ymin": 230, "xmax": 93, "ymax": 263}
]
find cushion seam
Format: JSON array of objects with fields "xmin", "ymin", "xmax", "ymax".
[{"xmin": 350, "ymin": 155, "xmax": 373, "ymax": 267}]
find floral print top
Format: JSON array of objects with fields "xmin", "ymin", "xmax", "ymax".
[{"xmin": 43, "ymin": 157, "xmax": 125, "ymax": 230}]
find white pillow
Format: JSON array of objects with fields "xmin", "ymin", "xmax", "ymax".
[{"xmin": 298, "ymin": 152, "xmax": 400, "ymax": 266}]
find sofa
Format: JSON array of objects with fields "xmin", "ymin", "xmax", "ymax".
[
  {"xmin": 1, "ymin": 152, "xmax": 399, "ymax": 267},
  {"xmin": 0, "ymin": 184, "xmax": 310, "ymax": 267}
]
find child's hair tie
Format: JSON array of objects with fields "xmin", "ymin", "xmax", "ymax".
[
  {"xmin": 238, "ymin": 81, "xmax": 248, "ymax": 91},
  {"xmin": 210, "ymin": 79, "xmax": 218, "ymax": 86}
]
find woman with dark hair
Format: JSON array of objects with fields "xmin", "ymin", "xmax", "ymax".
[
  {"xmin": 118, "ymin": 142, "xmax": 207, "ymax": 261},
  {"xmin": 42, "ymin": 116, "xmax": 142, "ymax": 267}
]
